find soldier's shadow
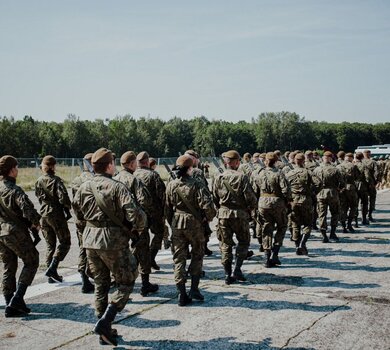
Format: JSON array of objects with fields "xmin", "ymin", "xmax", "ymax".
[{"xmin": 115, "ymin": 336, "xmax": 316, "ymax": 350}]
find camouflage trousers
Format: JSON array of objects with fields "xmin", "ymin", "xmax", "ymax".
[
  {"xmin": 317, "ymin": 194, "xmax": 340, "ymax": 231},
  {"xmin": 75, "ymin": 220, "xmax": 88, "ymax": 274},
  {"xmin": 357, "ymin": 189, "xmax": 369, "ymax": 220},
  {"xmin": 41, "ymin": 214, "xmax": 71, "ymax": 266},
  {"xmin": 290, "ymin": 199, "xmax": 312, "ymax": 241},
  {"xmin": 131, "ymin": 228, "xmax": 151, "ymax": 275},
  {"xmin": 217, "ymin": 217, "xmax": 250, "ymax": 266},
  {"xmin": 172, "ymin": 226, "xmax": 205, "ymax": 284},
  {"xmin": 149, "ymin": 215, "xmax": 165, "ymax": 251},
  {"xmin": 0, "ymin": 229, "xmax": 39, "ymax": 296},
  {"xmin": 86, "ymin": 248, "xmax": 138, "ymax": 316},
  {"xmin": 259, "ymin": 198, "xmax": 288, "ymax": 250},
  {"xmin": 339, "ymin": 187, "xmax": 358, "ymax": 225},
  {"xmin": 368, "ymin": 185, "xmax": 377, "ymax": 214}
]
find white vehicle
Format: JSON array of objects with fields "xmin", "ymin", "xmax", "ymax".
[{"xmin": 354, "ymin": 144, "xmax": 390, "ymax": 158}]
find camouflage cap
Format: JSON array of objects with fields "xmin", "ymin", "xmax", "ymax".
[
  {"xmin": 323, "ymin": 151, "xmax": 333, "ymax": 157},
  {"xmin": 266, "ymin": 152, "xmax": 276, "ymax": 160},
  {"xmin": 136, "ymin": 151, "xmax": 149, "ymax": 161},
  {"xmin": 337, "ymin": 151, "xmax": 345, "ymax": 158},
  {"xmin": 0, "ymin": 155, "xmax": 18, "ymax": 176},
  {"xmin": 176, "ymin": 155, "xmax": 193, "ymax": 167},
  {"xmin": 92, "ymin": 148, "xmax": 114, "ymax": 164},
  {"xmin": 84, "ymin": 153, "xmax": 93, "ymax": 161},
  {"xmin": 120, "ymin": 151, "xmax": 136, "ymax": 164},
  {"xmin": 345, "ymin": 152, "xmax": 354, "ymax": 157},
  {"xmin": 223, "ymin": 150, "xmax": 240, "ymax": 160},
  {"xmin": 295, "ymin": 152, "xmax": 305, "ymax": 161},
  {"xmin": 42, "ymin": 155, "xmax": 56, "ymax": 166},
  {"xmin": 185, "ymin": 150, "xmax": 199, "ymax": 158}
]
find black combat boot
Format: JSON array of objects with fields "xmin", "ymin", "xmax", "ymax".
[
  {"xmin": 321, "ymin": 230, "xmax": 329, "ymax": 243},
  {"xmin": 298, "ymin": 234, "xmax": 310, "ymax": 255},
  {"xmin": 264, "ymin": 250, "xmax": 275, "ymax": 268},
  {"xmin": 81, "ymin": 271, "xmax": 95, "ymax": 294},
  {"xmin": 189, "ymin": 275, "xmax": 204, "ymax": 301},
  {"xmin": 204, "ymin": 241, "xmax": 213, "ymax": 256},
  {"xmin": 5, "ymin": 283, "xmax": 30, "ymax": 317},
  {"xmin": 329, "ymin": 226, "xmax": 339, "ymax": 242},
  {"xmin": 295, "ymin": 237, "xmax": 302, "ymax": 255},
  {"xmin": 362, "ymin": 216, "xmax": 370, "ymax": 225},
  {"xmin": 347, "ymin": 219, "xmax": 355, "ymax": 233},
  {"xmin": 246, "ymin": 250, "xmax": 254, "ymax": 259},
  {"xmin": 354, "ymin": 216, "xmax": 359, "ymax": 228},
  {"xmin": 258, "ymin": 237, "xmax": 264, "ymax": 252},
  {"xmin": 4, "ymin": 293, "xmax": 14, "ymax": 306},
  {"xmin": 342, "ymin": 223, "xmax": 348, "ymax": 233},
  {"xmin": 368, "ymin": 212, "xmax": 375, "ymax": 222},
  {"xmin": 223, "ymin": 263, "xmax": 236, "ymax": 285},
  {"xmin": 94, "ymin": 303, "xmax": 118, "ymax": 346},
  {"xmin": 270, "ymin": 245, "xmax": 281, "ymax": 266},
  {"xmin": 233, "ymin": 257, "xmax": 246, "ymax": 281},
  {"xmin": 45, "ymin": 257, "xmax": 63, "ymax": 282},
  {"xmin": 150, "ymin": 249, "xmax": 160, "ymax": 271},
  {"xmin": 140, "ymin": 274, "xmax": 159, "ymax": 296},
  {"xmin": 177, "ymin": 282, "xmax": 192, "ymax": 306}
]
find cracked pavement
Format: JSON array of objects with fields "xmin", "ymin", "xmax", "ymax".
[{"xmin": 1, "ymin": 189, "xmax": 390, "ymax": 349}]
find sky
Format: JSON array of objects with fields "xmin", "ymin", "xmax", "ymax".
[{"xmin": 0, "ymin": 0, "xmax": 389, "ymax": 123}]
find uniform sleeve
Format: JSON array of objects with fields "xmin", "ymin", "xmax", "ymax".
[
  {"xmin": 212, "ymin": 176, "xmax": 221, "ymax": 209},
  {"xmin": 72, "ymin": 186, "xmax": 85, "ymax": 221},
  {"xmin": 118, "ymin": 184, "xmax": 147, "ymax": 232},
  {"xmin": 56, "ymin": 178, "xmax": 71, "ymax": 209},
  {"xmin": 311, "ymin": 168, "xmax": 322, "ymax": 193},
  {"xmin": 279, "ymin": 172, "xmax": 292, "ymax": 201},
  {"xmin": 242, "ymin": 174, "xmax": 257, "ymax": 210},
  {"xmin": 15, "ymin": 189, "xmax": 41, "ymax": 226},
  {"xmin": 155, "ymin": 173, "xmax": 166, "ymax": 208},
  {"xmin": 196, "ymin": 182, "xmax": 216, "ymax": 222}
]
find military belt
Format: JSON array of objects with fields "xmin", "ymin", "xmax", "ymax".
[
  {"xmin": 86, "ymin": 221, "xmax": 121, "ymax": 228},
  {"xmin": 261, "ymin": 193, "xmax": 278, "ymax": 198}
]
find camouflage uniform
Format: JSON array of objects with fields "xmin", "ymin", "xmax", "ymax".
[
  {"xmin": 0, "ymin": 177, "xmax": 40, "ymax": 304},
  {"xmin": 35, "ymin": 173, "xmax": 72, "ymax": 267},
  {"xmin": 165, "ymin": 176, "xmax": 215, "ymax": 285},
  {"xmin": 363, "ymin": 158, "xmax": 379, "ymax": 219},
  {"xmin": 250, "ymin": 167, "xmax": 265, "ymax": 250},
  {"xmin": 312, "ymin": 163, "xmax": 344, "ymax": 241},
  {"xmin": 72, "ymin": 174, "xmax": 146, "ymax": 316},
  {"xmin": 337, "ymin": 160, "xmax": 359, "ymax": 230},
  {"xmin": 305, "ymin": 158, "xmax": 319, "ymax": 229},
  {"xmin": 354, "ymin": 159, "xmax": 370, "ymax": 225},
  {"xmin": 212, "ymin": 167, "xmax": 257, "ymax": 279},
  {"xmin": 286, "ymin": 164, "xmax": 313, "ymax": 253}
]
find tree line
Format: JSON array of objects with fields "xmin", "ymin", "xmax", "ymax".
[{"xmin": 1, "ymin": 112, "xmax": 389, "ymax": 158}]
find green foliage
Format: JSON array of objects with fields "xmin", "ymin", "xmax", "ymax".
[{"xmin": 0, "ymin": 112, "xmax": 389, "ymax": 157}]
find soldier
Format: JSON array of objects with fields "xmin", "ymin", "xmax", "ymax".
[
  {"xmin": 312, "ymin": 151, "xmax": 344, "ymax": 243},
  {"xmin": 149, "ymin": 157, "xmax": 157, "ymax": 171},
  {"xmin": 257, "ymin": 152, "xmax": 291, "ymax": 267},
  {"xmin": 239, "ymin": 152, "xmax": 253, "ymax": 176},
  {"xmin": 337, "ymin": 152, "xmax": 359, "ymax": 233},
  {"xmin": 336, "ymin": 151, "xmax": 345, "ymax": 165},
  {"xmin": 362, "ymin": 150, "xmax": 379, "ymax": 221},
  {"xmin": 0, "ymin": 156, "xmax": 41, "ymax": 317},
  {"xmin": 134, "ymin": 151, "xmax": 166, "ymax": 270},
  {"xmin": 71, "ymin": 153, "xmax": 94, "ymax": 293},
  {"xmin": 35, "ymin": 156, "xmax": 72, "ymax": 283},
  {"xmin": 286, "ymin": 153, "xmax": 313, "ymax": 255},
  {"xmin": 252, "ymin": 153, "xmax": 260, "ymax": 169},
  {"xmin": 72, "ymin": 148, "xmax": 146, "ymax": 346},
  {"xmin": 213, "ymin": 150, "xmax": 257, "ymax": 284},
  {"xmin": 165, "ymin": 155, "xmax": 216, "ymax": 306},
  {"xmin": 354, "ymin": 152, "xmax": 370, "ymax": 225},
  {"xmin": 274, "ymin": 150, "xmax": 285, "ymax": 170},
  {"xmin": 114, "ymin": 151, "xmax": 159, "ymax": 297},
  {"xmin": 304, "ymin": 150, "xmax": 319, "ymax": 230}
]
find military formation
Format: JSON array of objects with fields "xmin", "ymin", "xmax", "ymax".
[{"xmin": 0, "ymin": 147, "xmax": 389, "ymax": 346}]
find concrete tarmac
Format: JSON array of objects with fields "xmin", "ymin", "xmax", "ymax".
[{"xmin": 0, "ymin": 190, "xmax": 389, "ymax": 349}]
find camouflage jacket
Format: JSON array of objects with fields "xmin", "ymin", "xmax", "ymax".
[
  {"xmin": 114, "ymin": 169, "xmax": 153, "ymax": 210},
  {"xmin": 0, "ymin": 177, "xmax": 40, "ymax": 237},
  {"xmin": 256, "ymin": 166, "xmax": 292, "ymax": 204},
  {"xmin": 238, "ymin": 162, "xmax": 253, "ymax": 177},
  {"xmin": 71, "ymin": 171, "xmax": 93, "ymax": 198},
  {"xmin": 285, "ymin": 166, "xmax": 312, "ymax": 204},
  {"xmin": 304, "ymin": 160, "xmax": 318, "ymax": 172},
  {"xmin": 35, "ymin": 173, "xmax": 71, "ymax": 217},
  {"xmin": 72, "ymin": 174, "xmax": 147, "ymax": 250},
  {"xmin": 354, "ymin": 160, "xmax": 370, "ymax": 192},
  {"xmin": 212, "ymin": 168, "xmax": 257, "ymax": 219},
  {"xmin": 134, "ymin": 167, "xmax": 166, "ymax": 218},
  {"xmin": 362, "ymin": 158, "xmax": 379, "ymax": 186},
  {"xmin": 192, "ymin": 167, "xmax": 208, "ymax": 189},
  {"xmin": 165, "ymin": 175, "xmax": 216, "ymax": 229},
  {"xmin": 337, "ymin": 161, "xmax": 358, "ymax": 190},
  {"xmin": 312, "ymin": 163, "xmax": 344, "ymax": 199}
]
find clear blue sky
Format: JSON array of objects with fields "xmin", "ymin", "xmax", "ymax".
[{"xmin": 0, "ymin": 0, "xmax": 389, "ymax": 123}]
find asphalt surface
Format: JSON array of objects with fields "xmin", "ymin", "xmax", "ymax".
[{"xmin": 0, "ymin": 189, "xmax": 389, "ymax": 350}]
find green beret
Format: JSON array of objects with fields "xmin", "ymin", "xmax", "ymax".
[
  {"xmin": 176, "ymin": 155, "xmax": 193, "ymax": 167},
  {"xmin": 0, "ymin": 155, "xmax": 18, "ymax": 176},
  {"xmin": 120, "ymin": 151, "xmax": 136, "ymax": 164},
  {"xmin": 223, "ymin": 150, "xmax": 240, "ymax": 160},
  {"xmin": 136, "ymin": 151, "xmax": 149, "ymax": 161},
  {"xmin": 92, "ymin": 148, "xmax": 113, "ymax": 164},
  {"xmin": 42, "ymin": 155, "xmax": 56, "ymax": 166}
]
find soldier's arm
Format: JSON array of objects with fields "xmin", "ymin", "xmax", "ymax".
[
  {"xmin": 55, "ymin": 177, "xmax": 71, "ymax": 209},
  {"xmin": 118, "ymin": 184, "xmax": 147, "ymax": 232},
  {"xmin": 15, "ymin": 188, "xmax": 41, "ymax": 226},
  {"xmin": 242, "ymin": 174, "xmax": 257, "ymax": 210},
  {"xmin": 155, "ymin": 173, "xmax": 166, "ymax": 208},
  {"xmin": 279, "ymin": 172, "xmax": 292, "ymax": 202},
  {"xmin": 212, "ymin": 176, "xmax": 221, "ymax": 209},
  {"xmin": 196, "ymin": 182, "xmax": 216, "ymax": 222},
  {"xmin": 71, "ymin": 187, "xmax": 85, "ymax": 221}
]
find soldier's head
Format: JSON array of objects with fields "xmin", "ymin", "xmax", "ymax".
[
  {"xmin": 289, "ymin": 151, "xmax": 297, "ymax": 163},
  {"xmin": 294, "ymin": 153, "xmax": 305, "ymax": 167},
  {"xmin": 274, "ymin": 150, "xmax": 281, "ymax": 160},
  {"xmin": 259, "ymin": 153, "xmax": 266, "ymax": 161},
  {"xmin": 345, "ymin": 152, "xmax": 354, "ymax": 163},
  {"xmin": 41, "ymin": 155, "xmax": 56, "ymax": 174},
  {"xmin": 355, "ymin": 152, "xmax": 364, "ymax": 161},
  {"xmin": 363, "ymin": 150, "xmax": 371, "ymax": 159},
  {"xmin": 323, "ymin": 151, "xmax": 333, "ymax": 164},
  {"xmin": 243, "ymin": 153, "xmax": 251, "ymax": 163},
  {"xmin": 83, "ymin": 153, "xmax": 93, "ymax": 172},
  {"xmin": 92, "ymin": 148, "xmax": 115, "ymax": 175},
  {"xmin": 253, "ymin": 152, "xmax": 260, "ymax": 163},
  {"xmin": 305, "ymin": 150, "xmax": 313, "ymax": 160},
  {"xmin": 185, "ymin": 150, "xmax": 200, "ymax": 167},
  {"xmin": 313, "ymin": 151, "xmax": 320, "ymax": 160},
  {"xmin": 222, "ymin": 150, "xmax": 240, "ymax": 170},
  {"xmin": 0, "ymin": 155, "xmax": 18, "ymax": 179},
  {"xmin": 136, "ymin": 151, "xmax": 150, "ymax": 168},
  {"xmin": 265, "ymin": 152, "xmax": 277, "ymax": 167},
  {"xmin": 175, "ymin": 155, "xmax": 193, "ymax": 177},
  {"xmin": 337, "ymin": 151, "xmax": 345, "ymax": 160},
  {"xmin": 120, "ymin": 151, "xmax": 137, "ymax": 172},
  {"xmin": 149, "ymin": 157, "xmax": 157, "ymax": 170}
]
